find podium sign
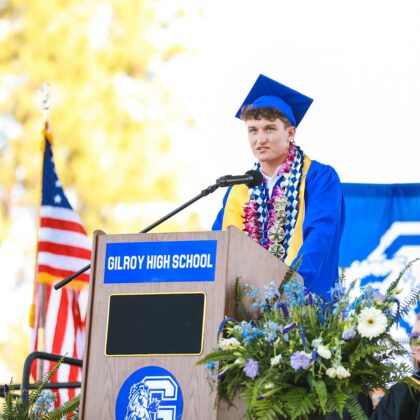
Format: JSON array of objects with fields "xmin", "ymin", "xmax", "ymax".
[{"xmin": 79, "ymin": 227, "xmax": 287, "ymax": 419}]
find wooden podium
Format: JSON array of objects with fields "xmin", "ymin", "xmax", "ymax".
[{"xmin": 79, "ymin": 226, "xmax": 288, "ymax": 419}]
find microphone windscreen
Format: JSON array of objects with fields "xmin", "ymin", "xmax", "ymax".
[{"xmin": 245, "ymin": 169, "xmax": 263, "ymax": 187}]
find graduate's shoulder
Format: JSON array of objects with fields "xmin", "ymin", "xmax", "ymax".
[{"xmin": 307, "ymin": 159, "xmax": 341, "ymax": 180}]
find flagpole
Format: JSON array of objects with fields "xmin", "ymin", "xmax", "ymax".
[{"xmin": 31, "ymin": 83, "xmax": 51, "ymax": 380}]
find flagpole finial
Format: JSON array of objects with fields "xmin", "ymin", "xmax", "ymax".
[{"xmin": 41, "ymin": 83, "xmax": 51, "ymax": 129}]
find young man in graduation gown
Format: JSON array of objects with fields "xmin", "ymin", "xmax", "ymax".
[
  {"xmin": 213, "ymin": 74, "xmax": 345, "ymax": 297},
  {"xmin": 369, "ymin": 318, "xmax": 420, "ymax": 420}
]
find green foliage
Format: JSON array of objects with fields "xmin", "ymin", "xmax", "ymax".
[
  {"xmin": 43, "ymin": 395, "xmax": 79, "ymax": 420},
  {"xmin": 198, "ymin": 263, "xmax": 420, "ymax": 419},
  {"xmin": 0, "ymin": 359, "xmax": 79, "ymax": 420},
  {"xmin": 325, "ymin": 389, "xmax": 348, "ymax": 416},
  {"xmin": 398, "ymin": 287, "xmax": 420, "ymax": 318},
  {"xmin": 344, "ymin": 393, "xmax": 368, "ymax": 420},
  {"xmin": 235, "ymin": 277, "xmax": 251, "ymax": 321},
  {"xmin": 402, "ymin": 376, "xmax": 420, "ymax": 393},
  {"xmin": 283, "ymin": 389, "xmax": 317, "ymax": 420},
  {"xmin": 313, "ymin": 379, "xmax": 328, "ymax": 413},
  {"xmin": 348, "ymin": 344, "xmax": 389, "ymax": 367},
  {"xmin": 386, "ymin": 258, "xmax": 418, "ymax": 295}
]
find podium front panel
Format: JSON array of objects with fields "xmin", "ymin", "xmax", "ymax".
[{"xmin": 79, "ymin": 227, "xmax": 287, "ymax": 420}]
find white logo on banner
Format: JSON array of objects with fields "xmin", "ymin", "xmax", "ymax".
[{"xmin": 345, "ymin": 221, "xmax": 420, "ymax": 337}]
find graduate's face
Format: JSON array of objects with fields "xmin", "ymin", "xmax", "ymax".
[
  {"xmin": 246, "ymin": 118, "xmax": 295, "ymax": 176},
  {"xmin": 412, "ymin": 321, "xmax": 420, "ymax": 364}
]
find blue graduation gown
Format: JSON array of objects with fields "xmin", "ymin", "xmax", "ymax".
[{"xmin": 212, "ymin": 160, "xmax": 345, "ymax": 297}]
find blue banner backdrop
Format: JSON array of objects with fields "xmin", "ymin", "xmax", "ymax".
[{"xmin": 339, "ymin": 183, "xmax": 420, "ymax": 335}]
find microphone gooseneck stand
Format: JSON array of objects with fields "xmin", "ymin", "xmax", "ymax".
[
  {"xmin": 54, "ymin": 182, "xmax": 220, "ymax": 290},
  {"xmin": 53, "ymin": 170, "xmax": 264, "ymax": 291}
]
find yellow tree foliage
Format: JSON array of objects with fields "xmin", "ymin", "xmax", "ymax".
[
  {"xmin": 0, "ymin": 0, "xmax": 194, "ymax": 236},
  {"xmin": 0, "ymin": 0, "xmax": 200, "ymax": 381}
]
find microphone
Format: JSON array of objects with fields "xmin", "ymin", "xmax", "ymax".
[
  {"xmin": 216, "ymin": 169, "xmax": 263, "ymax": 188},
  {"xmin": 54, "ymin": 170, "xmax": 261, "ymax": 290}
]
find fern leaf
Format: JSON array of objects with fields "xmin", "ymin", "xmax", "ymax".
[
  {"xmin": 235, "ymin": 277, "xmax": 251, "ymax": 320},
  {"xmin": 345, "ymin": 393, "xmax": 368, "ymax": 420},
  {"xmin": 70, "ymin": 406, "xmax": 80, "ymax": 420},
  {"xmin": 195, "ymin": 350, "xmax": 237, "ymax": 365},
  {"xmin": 279, "ymin": 266, "xmax": 296, "ymax": 295},
  {"xmin": 403, "ymin": 376, "xmax": 420, "ymax": 393},
  {"xmin": 326, "ymin": 389, "xmax": 349, "ymax": 417},
  {"xmin": 43, "ymin": 394, "xmax": 80, "ymax": 420},
  {"xmin": 398, "ymin": 287, "xmax": 420, "ymax": 318},
  {"xmin": 28, "ymin": 357, "xmax": 63, "ymax": 406},
  {"xmin": 349, "ymin": 344, "xmax": 388, "ymax": 367},
  {"xmin": 386, "ymin": 258, "xmax": 419, "ymax": 295},
  {"xmin": 283, "ymin": 389, "xmax": 317, "ymax": 420},
  {"xmin": 3, "ymin": 384, "xmax": 14, "ymax": 419},
  {"xmin": 313, "ymin": 379, "xmax": 328, "ymax": 413}
]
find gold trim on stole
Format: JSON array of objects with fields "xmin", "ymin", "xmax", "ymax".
[{"xmin": 221, "ymin": 156, "xmax": 312, "ymax": 265}]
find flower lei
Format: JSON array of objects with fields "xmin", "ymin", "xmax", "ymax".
[{"xmin": 243, "ymin": 143, "xmax": 297, "ymax": 260}]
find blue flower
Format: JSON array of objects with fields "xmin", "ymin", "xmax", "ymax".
[
  {"xmin": 276, "ymin": 302, "xmax": 289, "ymax": 319},
  {"xmin": 244, "ymin": 284, "xmax": 260, "ymax": 298},
  {"xmin": 267, "ymin": 320, "xmax": 282, "ymax": 331},
  {"xmin": 329, "ymin": 283, "xmax": 346, "ymax": 301},
  {"xmin": 290, "ymin": 351, "xmax": 311, "ymax": 370},
  {"xmin": 342, "ymin": 329, "xmax": 357, "ymax": 340},
  {"xmin": 239, "ymin": 322, "xmax": 264, "ymax": 344},
  {"xmin": 372, "ymin": 290, "xmax": 385, "ymax": 300},
  {"xmin": 283, "ymin": 277, "xmax": 306, "ymax": 307},
  {"xmin": 264, "ymin": 330, "xmax": 277, "ymax": 342},
  {"xmin": 282, "ymin": 322, "xmax": 296, "ymax": 334},
  {"xmin": 206, "ymin": 361, "xmax": 217, "ymax": 376},
  {"xmin": 31, "ymin": 391, "xmax": 55, "ymax": 416},
  {"xmin": 263, "ymin": 317, "xmax": 281, "ymax": 341},
  {"xmin": 263, "ymin": 281, "xmax": 280, "ymax": 301},
  {"xmin": 243, "ymin": 359, "xmax": 259, "ymax": 379},
  {"xmin": 298, "ymin": 324, "xmax": 307, "ymax": 347}
]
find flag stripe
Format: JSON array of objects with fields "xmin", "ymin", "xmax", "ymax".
[
  {"xmin": 39, "ymin": 228, "xmax": 91, "ymax": 249},
  {"xmin": 40, "ymin": 206, "xmax": 83, "ymax": 224},
  {"xmin": 40, "ymin": 217, "xmax": 87, "ymax": 234},
  {"xmin": 37, "ymin": 272, "xmax": 88, "ymax": 290},
  {"xmin": 38, "ymin": 264, "xmax": 90, "ymax": 283},
  {"xmin": 38, "ymin": 241, "xmax": 91, "ymax": 260},
  {"xmin": 38, "ymin": 252, "xmax": 90, "ymax": 272}
]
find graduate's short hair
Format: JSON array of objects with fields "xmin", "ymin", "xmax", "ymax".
[{"xmin": 240, "ymin": 106, "xmax": 292, "ymax": 127}]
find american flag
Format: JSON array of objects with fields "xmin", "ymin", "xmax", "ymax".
[{"xmin": 31, "ymin": 129, "xmax": 91, "ymax": 403}]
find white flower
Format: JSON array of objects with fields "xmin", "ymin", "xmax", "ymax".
[
  {"xmin": 317, "ymin": 344, "xmax": 332, "ymax": 360},
  {"xmin": 357, "ymin": 307, "xmax": 388, "ymax": 339},
  {"xmin": 326, "ymin": 365, "xmax": 350, "ymax": 379},
  {"xmin": 335, "ymin": 366, "xmax": 351, "ymax": 379},
  {"xmin": 264, "ymin": 382, "xmax": 275, "ymax": 389},
  {"xmin": 270, "ymin": 354, "xmax": 282, "ymax": 366},
  {"xmin": 312, "ymin": 338, "xmax": 322, "ymax": 348},
  {"xmin": 219, "ymin": 337, "xmax": 241, "ymax": 350},
  {"xmin": 234, "ymin": 357, "xmax": 246, "ymax": 365},
  {"xmin": 326, "ymin": 367, "xmax": 337, "ymax": 378}
]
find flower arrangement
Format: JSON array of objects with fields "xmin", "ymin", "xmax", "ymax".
[{"xmin": 197, "ymin": 262, "xmax": 420, "ymax": 420}]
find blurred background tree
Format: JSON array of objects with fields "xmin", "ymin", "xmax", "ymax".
[{"xmin": 0, "ymin": 0, "xmax": 203, "ymax": 380}]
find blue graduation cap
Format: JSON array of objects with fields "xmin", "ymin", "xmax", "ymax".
[{"xmin": 235, "ymin": 74, "xmax": 313, "ymax": 127}]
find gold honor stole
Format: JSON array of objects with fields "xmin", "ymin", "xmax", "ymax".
[{"xmin": 221, "ymin": 156, "xmax": 312, "ymax": 265}]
